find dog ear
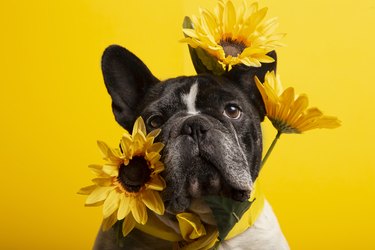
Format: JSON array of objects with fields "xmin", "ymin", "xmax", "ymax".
[
  {"xmin": 225, "ymin": 51, "xmax": 277, "ymax": 121},
  {"xmin": 101, "ymin": 45, "xmax": 159, "ymax": 129}
]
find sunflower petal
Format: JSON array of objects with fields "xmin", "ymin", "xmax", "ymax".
[
  {"xmin": 88, "ymin": 164, "xmax": 105, "ymax": 175},
  {"xmin": 151, "ymin": 161, "xmax": 165, "ymax": 174},
  {"xmin": 86, "ymin": 186, "xmax": 114, "ymax": 205},
  {"xmin": 141, "ymin": 189, "xmax": 165, "ymax": 215},
  {"xmin": 145, "ymin": 175, "xmax": 166, "ymax": 191},
  {"xmin": 132, "ymin": 117, "xmax": 147, "ymax": 137},
  {"xmin": 102, "ymin": 164, "xmax": 119, "ymax": 177},
  {"xmin": 78, "ymin": 185, "xmax": 97, "ymax": 195},
  {"xmin": 223, "ymin": 0, "xmax": 236, "ymax": 34},
  {"xmin": 177, "ymin": 212, "xmax": 206, "ymax": 241},
  {"xmin": 131, "ymin": 200, "xmax": 148, "ymax": 225},
  {"xmin": 286, "ymin": 94, "xmax": 309, "ymax": 125},
  {"xmin": 97, "ymin": 141, "xmax": 122, "ymax": 164},
  {"xmin": 117, "ymin": 195, "xmax": 131, "ymax": 220},
  {"xmin": 102, "ymin": 212, "xmax": 118, "ymax": 231},
  {"xmin": 103, "ymin": 190, "xmax": 121, "ymax": 218},
  {"xmin": 146, "ymin": 142, "xmax": 164, "ymax": 154},
  {"xmin": 146, "ymin": 152, "xmax": 161, "ymax": 165},
  {"xmin": 122, "ymin": 214, "xmax": 136, "ymax": 237},
  {"xmin": 92, "ymin": 177, "xmax": 113, "ymax": 187}
]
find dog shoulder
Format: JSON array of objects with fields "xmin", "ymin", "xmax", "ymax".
[{"xmin": 219, "ymin": 200, "xmax": 290, "ymax": 250}]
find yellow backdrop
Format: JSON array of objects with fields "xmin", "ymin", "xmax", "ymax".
[{"xmin": 1, "ymin": 0, "xmax": 374, "ymax": 249}]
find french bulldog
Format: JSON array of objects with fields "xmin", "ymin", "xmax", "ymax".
[{"xmin": 94, "ymin": 45, "xmax": 289, "ymax": 250}]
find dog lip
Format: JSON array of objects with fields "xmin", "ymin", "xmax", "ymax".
[{"xmin": 197, "ymin": 144, "xmax": 252, "ymax": 192}]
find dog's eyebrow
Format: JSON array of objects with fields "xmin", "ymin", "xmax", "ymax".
[{"xmin": 182, "ymin": 82, "xmax": 199, "ymax": 115}]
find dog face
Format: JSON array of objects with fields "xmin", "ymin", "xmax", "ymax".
[{"xmin": 101, "ymin": 45, "xmax": 276, "ymax": 213}]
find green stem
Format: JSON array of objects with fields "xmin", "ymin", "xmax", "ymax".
[{"xmin": 261, "ymin": 131, "xmax": 282, "ymax": 168}]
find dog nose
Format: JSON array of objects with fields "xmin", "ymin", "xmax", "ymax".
[{"xmin": 181, "ymin": 116, "xmax": 210, "ymax": 140}]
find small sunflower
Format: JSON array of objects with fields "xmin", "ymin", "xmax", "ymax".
[
  {"xmin": 255, "ymin": 71, "xmax": 341, "ymax": 134},
  {"xmin": 78, "ymin": 117, "xmax": 166, "ymax": 236},
  {"xmin": 181, "ymin": 0, "xmax": 284, "ymax": 70}
]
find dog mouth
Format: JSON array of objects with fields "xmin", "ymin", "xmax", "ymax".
[{"xmin": 161, "ymin": 131, "xmax": 252, "ymax": 213}]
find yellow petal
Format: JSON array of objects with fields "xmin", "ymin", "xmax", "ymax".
[
  {"xmin": 102, "ymin": 212, "xmax": 118, "ymax": 231},
  {"xmin": 92, "ymin": 177, "xmax": 113, "ymax": 186},
  {"xmin": 132, "ymin": 132, "xmax": 147, "ymax": 155},
  {"xmin": 146, "ymin": 142, "xmax": 164, "ymax": 154},
  {"xmin": 181, "ymin": 227, "xmax": 219, "ymax": 250},
  {"xmin": 131, "ymin": 199, "xmax": 148, "ymax": 225},
  {"xmin": 145, "ymin": 175, "xmax": 166, "ymax": 191},
  {"xmin": 117, "ymin": 195, "xmax": 131, "ymax": 220},
  {"xmin": 77, "ymin": 185, "xmax": 96, "ymax": 195},
  {"xmin": 146, "ymin": 151, "xmax": 161, "ymax": 165},
  {"xmin": 177, "ymin": 213, "xmax": 206, "ymax": 241},
  {"xmin": 277, "ymin": 87, "xmax": 295, "ymax": 121},
  {"xmin": 84, "ymin": 200, "xmax": 104, "ymax": 207},
  {"xmin": 183, "ymin": 28, "xmax": 199, "ymax": 39},
  {"xmin": 122, "ymin": 214, "xmax": 136, "ymax": 237},
  {"xmin": 226, "ymin": 0, "xmax": 236, "ymax": 31},
  {"xmin": 151, "ymin": 161, "xmax": 165, "ymax": 174},
  {"xmin": 97, "ymin": 141, "xmax": 122, "ymax": 164},
  {"xmin": 102, "ymin": 164, "xmax": 119, "ymax": 177},
  {"xmin": 298, "ymin": 116, "xmax": 341, "ymax": 132},
  {"xmin": 86, "ymin": 186, "xmax": 114, "ymax": 205},
  {"xmin": 253, "ymin": 54, "xmax": 275, "ymax": 63},
  {"xmin": 286, "ymin": 94, "xmax": 309, "ymax": 125},
  {"xmin": 141, "ymin": 189, "xmax": 165, "ymax": 215},
  {"xmin": 103, "ymin": 190, "xmax": 121, "ymax": 218},
  {"xmin": 132, "ymin": 117, "xmax": 147, "ymax": 137},
  {"xmin": 121, "ymin": 134, "xmax": 133, "ymax": 158},
  {"xmin": 147, "ymin": 128, "xmax": 161, "ymax": 140},
  {"xmin": 254, "ymin": 76, "xmax": 267, "ymax": 102},
  {"xmin": 293, "ymin": 108, "xmax": 323, "ymax": 129},
  {"xmin": 317, "ymin": 116, "xmax": 341, "ymax": 128},
  {"xmin": 88, "ymin": 164, "xmax": 105, "ymax": 176}
]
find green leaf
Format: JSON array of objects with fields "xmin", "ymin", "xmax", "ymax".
[
  {"xmin": 203, "ymin": 196, "xmax": 253, "ymax": 241},
  {"xmin": 195, "ymin": 47, "xmax": 225, "ymax": 75},
  {"xmin": 182, "ymin": 16, "xmax": 225, "ymax": 76}
]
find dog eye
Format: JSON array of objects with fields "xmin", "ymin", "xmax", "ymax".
[
  {"xmin": 147, "ymin": 115, "xmax": 164, "ymax": 129},
  {"xmin": 223, "ymin": 104, "xmax": 242, "ymax": 119}
]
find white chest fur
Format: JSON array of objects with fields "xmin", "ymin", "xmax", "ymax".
[{"xmin": 219, "ymin": 200, "xmax": 290, "ymax": 250}]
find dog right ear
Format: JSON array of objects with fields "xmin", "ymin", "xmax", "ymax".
[{"xmin": 101, "ymin": 45, "xmax": 159, "ymax": 130}]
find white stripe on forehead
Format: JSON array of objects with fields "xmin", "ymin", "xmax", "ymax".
[{"xmin": 182, "ymin": 82, "xmax": 199, "ymax": 115}]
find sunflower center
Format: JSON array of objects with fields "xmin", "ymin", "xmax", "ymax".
[
  {"xmin": 220, "ymin": 39, "xmax": 247, "ymax": 57},
  {"xmin": 118, "ymin": 157, "xmax": 151, "ymax": 193}
]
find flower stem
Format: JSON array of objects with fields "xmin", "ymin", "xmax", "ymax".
[{"xmin": 261, "ymin": 131, "xmax": 282, "ymax": 168}]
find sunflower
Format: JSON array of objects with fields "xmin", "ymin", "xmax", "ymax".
[
  {"xmin": 255, "ymin": 71, "xmax": 341, "ymax": 134},
  {"xmin": 78, "ymin": 117, "xmax": 166, "ymax": 236},
  {"xmin": 181, "ymin": 0, "xmax": 284, "ymax": 70}
]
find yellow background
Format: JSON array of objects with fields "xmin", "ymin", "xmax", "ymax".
[{"xmin": 1, "ymin": 0, "xmax": 374, "ymax": 249}]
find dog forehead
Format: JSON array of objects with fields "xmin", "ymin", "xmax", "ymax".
[{"xmin": 143, "ymin": 75, "xmax": 243, "ymax": 115}]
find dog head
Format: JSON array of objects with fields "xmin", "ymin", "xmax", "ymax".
[{"xmin": 101, "ymin": 45, "xmax": 276, "ymax": 213}]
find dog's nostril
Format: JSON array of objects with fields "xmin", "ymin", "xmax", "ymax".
[
  {"xmin": 182, "ymin": 123, "xmax": 193, "ymax": 135},
  {"xmin": 181, "ymin": 121, "xmax": 210, "ymax": 140}
]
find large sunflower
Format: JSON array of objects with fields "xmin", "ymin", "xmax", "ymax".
[
  {"xmin": 255, "ymin": 71, "xmax": 341, "ymax": 134},
  {"xmin": 78, "ymin": 117, "xmax": 166, "ymax": 236},
  {"xmin": 181, "ymin": 0, "xmax": 284, "ymax": 69}
]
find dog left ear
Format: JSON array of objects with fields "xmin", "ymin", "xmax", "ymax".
[
  {"xmin": 225, "ymin": 51, "xmax": 277, "ymax": 121},
  {"xmin": 101, "ymin": 45, "xmax": 159, "ymax": 130}
]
